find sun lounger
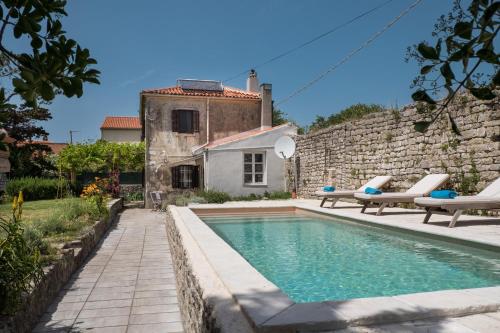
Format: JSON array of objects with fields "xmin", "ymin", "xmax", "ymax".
[
  {"xmin": 414, "ymin": 177, "xmax": 500, "ymax": 227},
  {"xmin": 354, "ymin": 174, "xmax": 450, "ymax": 216},
  {"xmin": 315, "ymin": 176, "xmax": 392, "ymax": 208}
]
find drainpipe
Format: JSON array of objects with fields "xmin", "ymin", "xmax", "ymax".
[{"xmin": 204, "ymin": 98, "xmax": 210, "ymax": 190}]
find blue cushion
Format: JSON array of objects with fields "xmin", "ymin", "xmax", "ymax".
[
  {"xmin": 364, "ymin": 187, "xmax": 382, "ymax": 195},
  {"xmin": 430, "ymin": 190, "xmax": 457, "ymax": 199},
  {"xmin": 323, "ymin": 186, "xmax": 335, "ymax": 192}
]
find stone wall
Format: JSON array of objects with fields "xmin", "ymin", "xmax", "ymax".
[
  {"xmin": 0, "ymin": 199, "xmax": 123, "ymax": 333},
  {"xmin": 165, "ymin": 207, "xmax": 254, "ymax": 333},
  {"xmin": 165, "ymin": 209, "xmax": 218, "ymax": 333},
  {"xmin": 291, "ymin": 95, "xmax": 499, "ymax": 198}
]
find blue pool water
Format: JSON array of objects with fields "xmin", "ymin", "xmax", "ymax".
[{"xmin": 202, "ymin": 214, "xmax": 500, "ymax": 303}]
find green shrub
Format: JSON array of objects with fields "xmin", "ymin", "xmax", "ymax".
[
  {"xmin": 36, "ymin": 198, "xmax": 102, "ymax": 237},
  {"xmin": 198, "ymin": 190, "xmax": 231, "ymax": 204},
  {"xmin": 23, "ymin": 224, "xmax": 52, "ymax": 255},
  {"xmin": 0, "ymin": 216, "xmax": 43, "ymax": 314},
  {"xmin": 124, "ymin": 191, "xmax": 144, "ymax": 202},
  {"xmin": 188, "ymin": 196, "xmax": 208, "ymax": 204},
  {"xmin": 266, "ymin": 191, "xmax": 292, "ymax": 200},
  {"xmin": 6, "ymin": 177, "xmax": 69, "ymax": 201},
  {"xmin": 232, "ymin": 193, "xmax": 263, "ymax": 201}
]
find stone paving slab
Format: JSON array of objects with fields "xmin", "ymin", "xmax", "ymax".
[{"xmin": 33, "ymin": 209, "xmax": 184, "ymax": 333}]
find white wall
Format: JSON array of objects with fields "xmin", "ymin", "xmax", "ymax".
[
  {"xmin": 101, "ymin": 129, "xmax": 141, "ymax": 142},
  {"xmin": 205, "ymin": 124, "xmax": 296, "ymax": 196}
]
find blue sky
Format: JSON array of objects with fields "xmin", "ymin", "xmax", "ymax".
[{"xmin": 23, "ymin": 0, "xmax": 453, "ymax": 142}]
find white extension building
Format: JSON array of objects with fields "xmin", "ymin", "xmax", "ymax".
[{"xmin": 192, "ymin": 123, "xmax": 297, "ymax": 196}]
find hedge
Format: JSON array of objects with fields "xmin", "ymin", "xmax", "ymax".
[{"xmin": 5, "ymin": 177, "xmax": 70, "ymax": 201}]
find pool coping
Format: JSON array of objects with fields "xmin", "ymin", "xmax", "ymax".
[{"xmin": 170, "ymin": 204, "xmax": 500, "ymax": 332}]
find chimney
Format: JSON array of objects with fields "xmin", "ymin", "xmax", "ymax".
[
  {"xmin": 246, "ymin": 69, "xmax": 259, "ymax": 93},
  {"xmin": 260, "ymin": 83, "xmax": 272, "ymax": 129}
]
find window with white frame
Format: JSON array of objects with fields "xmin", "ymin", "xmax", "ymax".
[{"xmin": 243, "ymin": 152, "xmax": 265, "ymax": 185}]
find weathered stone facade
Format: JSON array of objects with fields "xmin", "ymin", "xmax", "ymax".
[
  {"xmin": 0, "ymin": 199, "xmax": 123, "ymax": 333},
  {"xmin": 142, "ymin": 86, "xmax": 271, "ymax": 208},
  {"xmin": 291, "ymin": 95, "xmax": 499, "ymax": 198}
]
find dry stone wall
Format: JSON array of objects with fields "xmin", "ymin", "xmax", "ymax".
[
  {"xmin": 292, "ymin": 95, "xmax": 500, "ymax": 198},
  {"xmin": 0, "ymin": 199, "xmax": 123, "ymax": 333}
]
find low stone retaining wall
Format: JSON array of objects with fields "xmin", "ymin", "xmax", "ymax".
[
  {"xmin": 165, "ymin": 207, "xmax": 254, "ymax": 333},
  {"xmin": 0, "ymin": 198, "xmax": 123, "ymax": 333},
  {"xmin": 165, "ymin": 209, "xmax": 218, "ymax": 333}
]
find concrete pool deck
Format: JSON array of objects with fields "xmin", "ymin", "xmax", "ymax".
[{"xmin": 170, "ymin": 199, "xmax": 500, "ymax": 332}]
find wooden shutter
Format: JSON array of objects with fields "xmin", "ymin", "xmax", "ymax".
[
  {"xmin": 171, "ymin": 166, "xmax": 179, "ymax": 188},
  {"xmin": 192, "ymin": 110, "xmax": 199, "ymax": 133},
  {"xmin": 172, "ymin": 110, "xmax": 179, "ymax": 132},
  {"xmin": 192, "ymin": 165, "xmax": 199, "ymax": 188}
]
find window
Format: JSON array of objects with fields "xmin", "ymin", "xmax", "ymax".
[
  {"xmin": 172, "ymin": 110, "xmax": 199, "ymax": 133},
  {"xmin": 243, "ymin": 152, "xmax": 265, "ymax": 185},
  {"xmin": 171, "ymin": 165, "xmax": 199, "ymax": 189}
]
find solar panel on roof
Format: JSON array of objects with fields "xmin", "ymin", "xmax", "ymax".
[{"xmin": 177, "ymin": 79, "xmax": 223, "ymax": 91}]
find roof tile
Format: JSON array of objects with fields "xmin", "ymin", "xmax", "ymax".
[
  {"xmin": 101, "ymin": 117, "xmax": 141, "ymax": 129},
  {"xmin": 142, "ymin": 86, "xmax": 260, "ymax": 99}
]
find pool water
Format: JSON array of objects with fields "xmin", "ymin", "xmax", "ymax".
[{"xmin": 202, "ymin": 214, "xmax": 500, "ymax": 303}]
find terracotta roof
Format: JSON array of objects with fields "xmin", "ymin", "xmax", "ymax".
[
  {"xmin": 17, "ymin": 141, "xmax": 68, "ymax": 154},
  {"xmin": 202, "ymin": 124, "xmax": 291, "ymax": 150},
  {"xmin": 142, "ymin": 86, "xmax": 260, "ymax": 99},
  {"xmin": 101, "ymin": 116, "xmax": 141, "ymax": 129}
]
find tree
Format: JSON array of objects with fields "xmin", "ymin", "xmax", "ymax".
[
  {"xmin": 0, "ymin": 0, "xmax": 100, "ymax": 109},
  {"xmin": 272, "ymin": 107, "xmax": 288, "ymax": 126},
  {"xmin": 407, "ymin": 0, "xmax": 499, "ymax": 133},
  {"xmin": 1, "ymin": 104, "xmax": 55, "ymax": 178},
  {"xmin": 272, "ymin": 104, "xmax": 306, "ymax": 134},
  {"xmin": 2, "ymin": 104, "xmax": 51, "ymax": 142}
]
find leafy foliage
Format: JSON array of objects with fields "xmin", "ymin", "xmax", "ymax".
[
  {"xmin": 197, "ymin": 190, "xmax": 231, "ymax": 204},
  {"xmin": 178, "ymin": 190, "xmax": 292, "ymax": 205},
  {"xmin": 309, "ymin": 103, "xmax": 384, "ymax": 132},
  {"xmin": 0, "ymin": 0, "xmax": 100, "ymax": 108},
  {"xmin": 5, "ymin": 177, "xmax": 69, "ymax": 201},
  {"xmin": 1, "ymin": 104, "xmax": 52, "ymax": 141},
  {"xmin": 272, "ymin": 105, "xmax": 305, "ymax": 134},
  {"xmin": 80, "ymin": 177, "xmax": 109, "ymax": 214},
  {"xmin": 0, "ymin": 103, "xmax": 56, "ymax": 177},
  {"xmin": 8, "ymin": 143, "xmax": 57, "ymax": 178},
  {"xmin": 272, "ymin": 107, "xmax": 288, "ymax": 126},
  {"xmin": 35, "ymin": 198, "xmax": 102, "ymax": 238},
  {"xmin": 0, "ymin": 194, "xmax": 43, "ymax": 314},
  {"xmin": 406, "ymin": 0, "xmax": 499, "ymax": 133},
  {"xmin": 57, "ymin": 141, "xmax": 145, "ymax": 173}
]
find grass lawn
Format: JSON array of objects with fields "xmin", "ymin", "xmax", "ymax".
[
  {"xmin": 0, "ymin": 197, "xmax": 105, "ymax": 254},
  {"xmin": 0, "ymin": 198, "xmax": 67, "ymax": 223}
]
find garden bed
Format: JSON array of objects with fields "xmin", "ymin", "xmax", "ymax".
[{"xmin": 0, "ymin": 198, "xmax": 123, "ymax": 333}]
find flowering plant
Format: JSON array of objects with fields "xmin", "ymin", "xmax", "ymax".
[{"xmin": 81, "ymin": 177, "xmax": 109, "ymax": 213}]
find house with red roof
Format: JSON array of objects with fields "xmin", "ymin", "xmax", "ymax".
[
  {"xmin": 100, "ymin": 116, "xmax": 141, "ymax": 142},
  {"xmin": 140, "ymin": 71, "xmax": 296, "ymax": 207}
]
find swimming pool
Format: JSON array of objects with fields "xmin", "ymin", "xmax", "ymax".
[{"xmin": 202, "ymin": 213, "xmax": 500, "ymax": 303}]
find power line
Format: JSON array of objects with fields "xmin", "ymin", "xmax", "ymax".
[
  {"xmin": 276, "ymin": 0, "xmax": 423, "ymax": 106},
  {"xmin": 222, "ymin": 0, "xmax": 395, "ymax": 83}
]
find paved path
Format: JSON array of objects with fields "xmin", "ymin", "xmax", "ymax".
[{"xmin": 33, "ymin": 209, "xmax": 183, "ymax": 333}]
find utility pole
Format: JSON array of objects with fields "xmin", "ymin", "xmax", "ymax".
[{"xmin": 69, "ymin": 130, "xmax": 80, "ymax": 144}]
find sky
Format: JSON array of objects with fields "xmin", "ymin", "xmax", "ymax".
[{"xmin": 9, "ymin": 0, "xmax": 455, "ymax": 143}]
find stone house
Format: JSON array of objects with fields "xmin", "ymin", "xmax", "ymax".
[
  {"xmin": 140, "ymin": 72, "xmax": 295, "ymax": 206},
  {"xmin": 100, "ymin": 116, "xmax": 141, "ymax": 142}
]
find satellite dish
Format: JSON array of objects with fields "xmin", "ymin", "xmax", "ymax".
[{"xmin": 274, "ymin": 136, "xmax": 296, "ymax": 159}]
